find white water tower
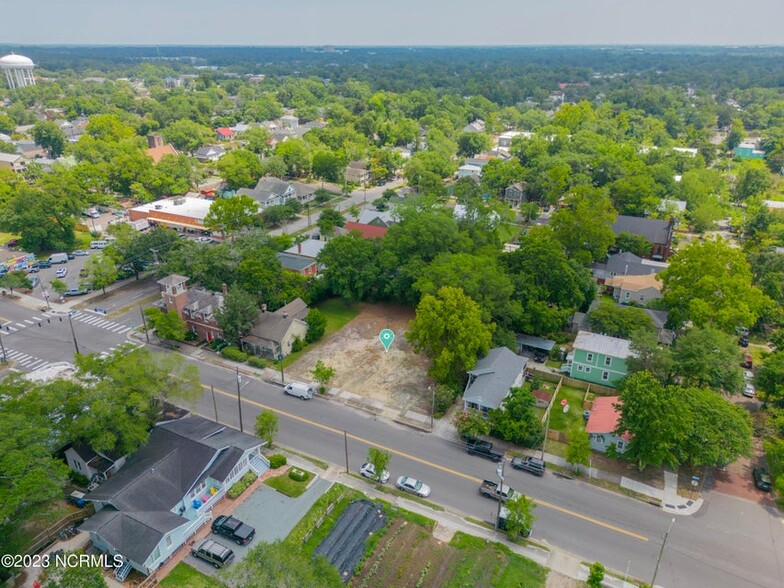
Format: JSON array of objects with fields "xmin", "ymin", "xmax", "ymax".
[{"xmin": 0, "ymin": 53, "xmax": 35, "ymax": 89}]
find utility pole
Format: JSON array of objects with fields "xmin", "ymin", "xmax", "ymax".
[
  {"xmin": 211, "ymin": 385, "xmax": 219, "ymax": 423},
  {"xmin": 651, "ymin": 518, "xmax": 676, "ymax": 588},
  {"xmin": 541, "ymin": 401, "xmax": 553, "ymax": 460},
  {"xmin": 277, "ymin": 341, "xmax": 285, "ymax": 383},
  {"xmin": 139, "ymin": 305, "xmax": 150, "ymax": 342},
  {"xmin": 67, "ymin": 313, "xmax": 80, "ymax": 355},
  {"xmin": 494, "ymin": 459, "xmax": 506, "ymax": 531},
  {"xmin": 0, "ymin": 330, "xmax": 7, "ymax": 363},
  {"xmin": 236, "ymin": 367, "xmax": 244, "ymax": 433},
  {"xmin": 344, "ymin": 430, "xmax": 349, "ymax": 474},
  {"xmin": 429, "ymin": 385, "xmax": 435, "ymax": 431}
]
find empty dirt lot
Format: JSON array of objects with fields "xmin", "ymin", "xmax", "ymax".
[{"xmin": 288, "ymin": 303, "xmax": 433, "ymax": 412}]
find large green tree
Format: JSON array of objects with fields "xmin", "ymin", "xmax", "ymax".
[
  {"xmin": 671, "ymin": 327, "xmax": 744, "ymax": 394},
  {"xmin": 0, "ymin": 186, "xmax": 77, "ymax": 251},
  {"xmin": 215, "ymin": 286, "xmax": 258, "ymax": 346},
  {"xmin": 317, "ymin": 235, "xmax": 381, "ymax": 301},
  {"xmin": 616, "ymin": 372, "xmax": 752, "ymax": 469},
  {"xmin": 757, "ymin": 351, "xmax": 784, "ymax": 405},
  {"xmin": 489, "ymin": 386, "xmax": 543, "ymax": 447},
  {"xmin": 162, "ymin": 119, "xmax": 213, "ymax": 153},
  {"xmin": 217, "ymin": 149, "xmax": 263, "ymax": 190},
  {"xmin": 407, "ymin": 286, "xmax": 494, "ymax": 385},
  {"xmin": 32, "ymin": 120, "xmax": 66, "ymax": 158},
  {"xmin": 81, "ymin": 254, "xmax": 118, "ymax": 294},
  {"xmin": 587, "ymin": 300, "xmax": 655, "ymax": 339},
  {"xmin": 660, "ymin": 238, "xmax": 773, "ymax": 331},
  {"xmin": 204, "ymin": 194, "xmax": 260, "ymax": 236},
  {"xmin": 503, "ymin": 226, "xmax": 595, "ymax": 335},
  {"xmin": 551, "ymin": 187, "xmax": 617, "ymax": 265}
]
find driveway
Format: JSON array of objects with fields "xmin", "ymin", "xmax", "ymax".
[{"xmin": 184, "ymin": 475, "xmax": 331, "ymax": 575}]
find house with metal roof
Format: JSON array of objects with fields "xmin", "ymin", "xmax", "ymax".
[
  {"xmin": 565, "ymin": 331, "xmax": 633, "ymax": 387},
  {"xmin": 80, "ymin": 415, "xmax": 268, "ymax": 578},
  {"xmin": 463, "ymin": 347, "xmax": 528, "ymax": 414}
]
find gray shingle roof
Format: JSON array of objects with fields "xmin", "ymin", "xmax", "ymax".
[
  {"xmin": 83, "ymin": 416, "xmax": 263, "ymax": 566},
  {"xmin": 612, "ymin": 216, "xmax": 672, "ymax": 245},
  {"xmin": 463, "ymin": 347, "xmax": 528, "ymax": 410},
  {"xmin": 247, "ymin": 298, "xmax": 308, "ymax": 343},
  {"xmin": 80, "ymin": 508, "xmax": 186, "ymax": 566},
  {"xmin": 591, "ymin": 252, "xmax": 668, "ymax": 278}
]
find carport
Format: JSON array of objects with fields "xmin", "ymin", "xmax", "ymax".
[{"xmin": 516, "ymin": 334, "xmax": 556, "ymax": 361}]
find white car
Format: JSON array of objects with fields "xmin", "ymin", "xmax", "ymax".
[
  {"xmin": 196, "ymin": 236, "xmax": 214, "ymax": 243},
  {"xmin": 72, "ymin": 249, "xmax": 89, "ymax": 256},
  {"xmin": 359, "ymin": 462, "xmax": 390, "ymax": 484},
  {"xmin": 55, "ymin": 267, "xmax": 68, "ymax": 278},
  {"xmin": 743, "ymin": 383, "xmax": 756, "ymax": 398},
  {"xmin": 395, "ymin": 476, "xmax": 431, "ymax": 497},
  {"xmin": 744, "ymin": 371, "xmax": 754, "ymax": 381}
]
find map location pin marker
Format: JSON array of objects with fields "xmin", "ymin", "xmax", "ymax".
[{"xmin": 379, "ymin": 328, "xmax": 395, "ymax": 352}]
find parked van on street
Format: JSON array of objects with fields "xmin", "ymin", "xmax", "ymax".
[
  {"xmin": 47, "ymin": 252, "xmax": 68, "ymax": 264},
  {"xmin": 90, "ymin": 240, "xmax": 108, "ymax": 249},
  {"xmin": 283, "ymin": 382, "xmax": 315, "ymax": 400}
]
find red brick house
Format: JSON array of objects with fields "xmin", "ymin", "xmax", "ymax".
[{"xmin": 157, "ymin": 275, "xmax": 224, "ymax": 342}]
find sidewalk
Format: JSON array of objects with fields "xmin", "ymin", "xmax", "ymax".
[
  {"xmin": 306, "ymin": 457, "xmax": 643, "ymax": 588},
  {"xmin": 133, "ymin": 333, "xmax": 704, "ymax": 517}
]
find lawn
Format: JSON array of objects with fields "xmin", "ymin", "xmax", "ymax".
[
  {"xmin": 0, "ymin": 231, "xmax": 19, "ymax": 245},
  {"xmin": 547, "ymin": 384, "xmax": 588, "ymax": 433},
  {"xmin": 281, "ymin": 298, "xmax": 360, "ymax": 367},
  {"xmin": 159, "ymin": 562, "xmax": 224, "ymax": 588},
  {"xmin": 264, "ymin": 468, "xmax": 313, "ymax": 498},
  {"xmin": 444, "ymin": 532, "xmax": 547, "ymax": 588}
]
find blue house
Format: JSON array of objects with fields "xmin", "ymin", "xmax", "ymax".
[{"xmin": 81, "ymin": 416, "xmax": 268, "ymax": 577}]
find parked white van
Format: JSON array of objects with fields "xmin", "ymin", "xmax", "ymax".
[
  {"xmin": 47, "ymin": 252, "xmax": 68, "ymax": 264},
  {"xmin": 90, "ymin": 240, "xmax": 108, "ymax": 249},
  {"xmin": 283, "ymin": 382, "xmax": 315, "ymax": 400}
]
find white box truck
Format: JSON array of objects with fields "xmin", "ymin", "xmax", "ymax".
[{"xmin": 283, "ymin": 382, "xmax": 315, "ymax": 400}]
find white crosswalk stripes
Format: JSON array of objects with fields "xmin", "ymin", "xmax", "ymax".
[
  {"xmin": 67, "ymin": 311, "xmax": 133, "ymax": 335},
  {"xmin": 4, "ymin": 349, "xmax": 51, "ymax": 370}
]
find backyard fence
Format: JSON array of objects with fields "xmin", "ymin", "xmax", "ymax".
[{"xmin": 303, "ymin": 491, "xmax": 346, "ymax": 543}]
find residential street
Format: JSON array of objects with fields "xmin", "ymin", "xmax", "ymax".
[
  {"xmin": 1, "ymin": 286, "xmax": 782, "ymax": 588},
  {"xmin": 267, "ymin": 178, "xmax": 407, "ymax": 236}
]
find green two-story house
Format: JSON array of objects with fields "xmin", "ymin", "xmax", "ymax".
[{"xmin": 567, "ymin": 331, "xmax": 633, "ymax": 387}]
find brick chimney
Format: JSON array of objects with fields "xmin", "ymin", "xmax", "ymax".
[{"xmin": 297, "ymin": 242, "xmax": 302, "ymax": 254}]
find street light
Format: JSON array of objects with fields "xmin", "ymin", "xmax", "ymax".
[
  {"xmin": 651, "ymin": 517, "xmax": 676, "ymax": 588},
  {"xmin": 494, "ymin": 459, "xmax": 506, "ymax": 531},
  {"xmin": 429, "ymin": 385, "xmax": 435, "ymax": 430}
]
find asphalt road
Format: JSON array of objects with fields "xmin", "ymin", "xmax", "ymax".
[
  {"xmin": 182, "ymin": 359, "xmax": 784, "ymax": 588},
  {"xmin": 268, "ymin": 178, "xmax": 406, "ymax": 236},
  {"xmin": 0, "ymin": 288, "xmax": 782, "ymax": 588}
]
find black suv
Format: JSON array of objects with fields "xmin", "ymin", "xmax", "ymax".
[
  {"xmin": 511, "ymin": 456, "xmax": 546, "ymax": 477},
  {"xmin": 753, "ymin": 467, "xmax": 772, "ymax": 492},
  {"xmin": 211, "ymin": 515, "xmax": 256, "ymax": 545}
]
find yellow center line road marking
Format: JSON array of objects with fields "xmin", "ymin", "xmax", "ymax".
[{"xmin": 205, "ymin": 384, "xmax": 648, "ymax": 542}]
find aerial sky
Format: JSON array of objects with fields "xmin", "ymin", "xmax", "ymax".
[{"xmin": 1, "ymin": 0, "xmax": 782, "ymax": 46}]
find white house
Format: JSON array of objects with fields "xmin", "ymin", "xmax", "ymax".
[{"xmin": 81, "ymin": 416, "xmax": 268, "ymax": 577}]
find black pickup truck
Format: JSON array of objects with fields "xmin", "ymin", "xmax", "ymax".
[
  {"xmin": 466, "ymin": 439, "xmax": 504, "ymax": 463},
  {"xmin": 211, "ymin": 515, "xmax": 256, "ymax": 545}
]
